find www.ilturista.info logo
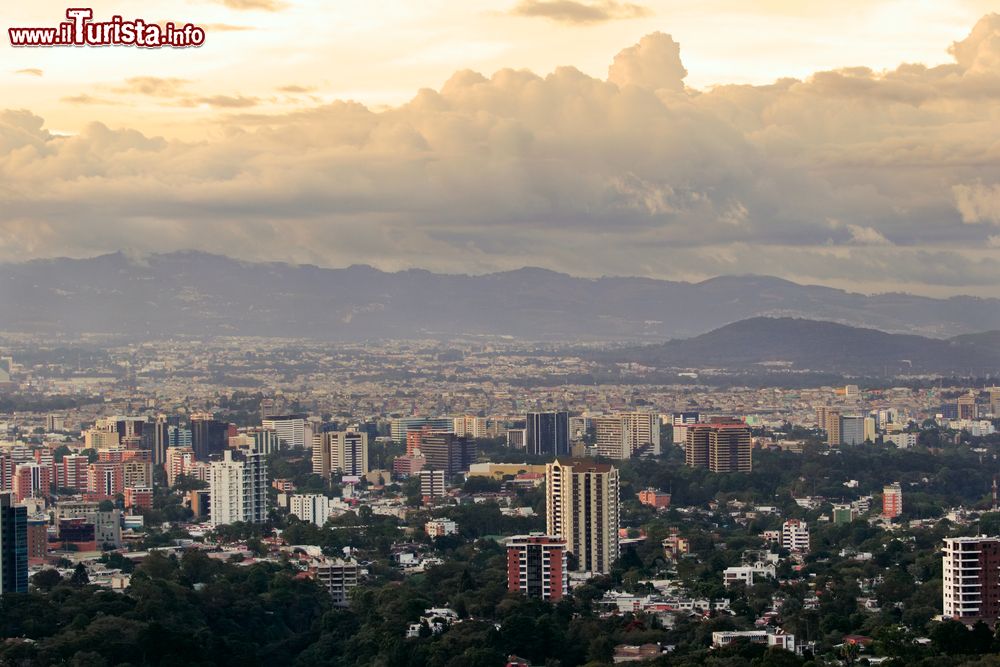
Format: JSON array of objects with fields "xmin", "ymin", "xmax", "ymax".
[{"xmin": 9, "ymin": 8, "xmax": 205, "ymax": 48}]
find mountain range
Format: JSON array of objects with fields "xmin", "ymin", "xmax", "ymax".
[
  {"xmin": 607, "ymin": 317, "xmax": 1000, "ymax": 377},
  {"xmin": 1, "ymin": 251, "xmax": 999, "ymax": 342}
]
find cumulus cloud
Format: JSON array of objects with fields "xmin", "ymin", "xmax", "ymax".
[
  {"xmin": 510, "ymin": 0, "xmax": 650, "ymax": 25},
  {"xmin": 3, "ymin": 15, "xmax": 1000, "ymax": 295},
  {"xmin": 608, "ymin": 32, "xmax": 686, "ymax": 90},
  {"xmin": 953, "ymin": 181, "xmax": 1000, "ymax": 225}
]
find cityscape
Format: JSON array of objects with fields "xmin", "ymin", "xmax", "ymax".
[{"xmin": 4, "ymin": 1, "xmax": 1000, "ymax": 666}]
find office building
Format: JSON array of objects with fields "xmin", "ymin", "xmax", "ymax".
[
  {"xmin": 883, "ymin": 482, "xmax": 903, "ymax": 519},
  {"xmin": 14, "ymin": 463, "xmax": 50, "ymax": 503},
  {"xmin": 506, "ymin": 429, "xmax": 527, "ymax": 449},
  {"xmin": 122, "ymin": 460, "xmax": 152, "ymax": 489},
  {"xmin": 545, "ymin": 459, "xmax": 620, "ymax": 574},
  {"xmin": 943, "ymin": 536, "xmax": 1000, "ymax": 622},
  {"xmin": 958, "ymin": 393, "xmax": 978, "ymax": 421},
  {"xmin": 672, "ymin": 412, "xmax": 700, "ymax": 445},
  {"xmin": 190, "ymin": 413, "xmax": 230, "ymax": 460},
  {"xmin": 124, "ymin": 486, "xmax": 153, "ymax": 510},
  {"xmin": 781, "ymin": 519, "xmax": 810, "ymax": 553},
  {"xmin": 330, "ymin": 431, "xmax": 369, "ymax": 478},
  {"xmin": 840, "ymin": 415, "xmax": 868, "ymax": 446},
  {"xmin": 289, "ymin": 493, "xmax": 333, "ymax": 527},
  {"xmin": 816, "ymin": 407, "xmax": 841, "ymax": 446},
  {"xmin": 263, "ymin": 415, "xmax": 307, "ymax": 450},
  {"xmin": 209, "ymin": 450, "xmax": 268, "ymax": 527},
  {"xmin": 390, "ymin": 417, "xmax": 453, "ymax": 442},
  {"xmin": 419, "ymin": 433, "xmax": 475, "ymax": 476},
  {"xmin": 506, "ymin": 534, "xmax": 568, "ymax": 601},
  {"xmin": 594, "ymin": 412, "xmax": 660, "ymax": 459},
  {"xmin": 0, "ymin": 493, "xmax": 27, "ymax": 594},
  {"xmin": 526, "ymin": 412, "xmax": 570, "ymax": 457}
]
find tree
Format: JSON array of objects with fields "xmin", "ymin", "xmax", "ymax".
[
  {"xmin": 69, "ymin": 563, "xmax": 90, "ymax": 586},
  {"xmin": 31, "ymin": 568, "xmax": 62, "ymax": 591}
]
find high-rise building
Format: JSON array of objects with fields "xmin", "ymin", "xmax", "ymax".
[
  {"xmin": 329, "ymin": 431, "xmax": 369, "ymax": 478},
  {"xmin": 781, "ymin": 519, "xmax": 810, "ymax": 553},
  {"xmin": 390, "ymin": 417, "xmax": 453, "ymax": 442},
  {"xmin": 0, "ymin": 493, "xmax": 28, "ymax": 594},
  {"xmin": 168, "ymin": 426, "xmax": 193, "ymax": 449},
  {"xmin": 883, "ymin": 482, "xmax": 903, "ymax": 519},
  {"xmin": 419, "ymin": 469, "xmax": 446, "ymax": 503},
  {"xmin": 943, "ymin": 537, "xmax": 1000, "ymax": 622},
  {"xmin": 122, "ymin": 460, "xmax": 152, "ymax": 489},
  {"xmin": 14, "ymin": 463, "xmax": 51, "ymax": 502},
  {"xmin": 314, "ymin": 558, "xmax": 360, "ymax": 607},
  {"xmin": 263, "ymin": 415, "xmax": 307, "ymax": 450},
  {"xmin": 452, "ymin": 416, "xmax": 487, "ymax": 439},
  {"xmin": 840, "ymin": 416, "xmax": 867, "ymax": 446},
  {"xmin": 816, "ymin": 408, "xmax": 841, "ymax": 446},
  {"xmin": 165, "ymin": 446, "xmax": 196, "ymax": 486},
  {"xmin": 190, "ymin": 413, "xmax": 230, "ymax": 461},
  {"xmin": 526, "ymin": 412, "xmax": 570, "ymax": 457},
  {"xmin": 506, "ymin": 534, "xmax": 568, "ymax": 601},
  {"xmin": 58, "ymin": 454, "xmax": 90, "ymax": 491},
  {"xmin": 149, "ymin": 415, "xmax": 170, "ymax": 466},
  {"xmin": 545, "ymin": 459, "xmax": 620, "ymax": 574},
  {"xmin": 594, "ymin": 412, "xmax": 660, "ymax": 459},
  {"xmin": 419, "ymin": 433, "xmax": 475, "ymax": 476},
  {"xmin": 989, "ymin": 388, "xmax": 1000, "ymax": 417},
  {"xmin": 685, "ymin": 423, "xmax": 752, "ymax": 473},
  {"xmin": 289, "ymin": 494, "xmax": 333, "ymax": 527},
  {"xmin": 209, "ymin": 450, "xmax": 268, "ymax": 527},
  {"xmin": 672, "ymin": 412, "xmax": 700, "ymax": 445},
  {"xmin": 958, "ymin": 393, "xmax": 978, "ymax": 421}
]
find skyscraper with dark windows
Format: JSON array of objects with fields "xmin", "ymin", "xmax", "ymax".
[
  {"xmin": 0, "ymin": 492, "xmax": 28, "ymax": 594},
  {"xmin": 526, "ymin": 412, "xmax": 569, "ymax": 457},
  {"xmin": 190, "ymin": 413, "xmax": 230, "ymax": 461}
]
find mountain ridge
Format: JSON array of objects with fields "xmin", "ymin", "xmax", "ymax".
[{"xmin": 1, "ymin": 252, "xmax": 998, "ymax": 341}]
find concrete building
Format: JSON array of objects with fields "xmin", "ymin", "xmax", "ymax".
[
  {"xmin": 425, "ymin": 519, "xmax": 458, "ymax": 537},
  {"xmin": 209, "ymin": 450, "xmax": 268, "ymax": 527},
  {"xmin": 420, "ymin": 469, "xmax": 446, "ymax": 503},
  {"xmin": 594, "ymin": 412, "xmax": 661, "ymax": 459},
  {"xmin": 262, "ymin": 415, "xmax": 307, "ymax": 450},
  {"xmin": 506, "ymin": 533, "xmax": 568, "ymax": 601},
  {"xmin": 685, "ymin": 423, "xmax": 752, "ymax": 473},
  {"xmin": 943, "ymin": 536, "xmax": 1000, "ymax": 623},
  {"xmin": 419, "ymin": 433, "xmax": 475, "ymax": 476},
  {"xmin": 452, "ymin": 416, "xmax": 487, "ymax": 439},
  {"xmin": 781, "ymin": 519, "xmax": 810, "ymax": 553},
  {"xmin": 883, "ymin": 482, "xmax": 903, "ymax": 519},
  {"xmin": 526, "ymin": 412, "xmax": 569, "ymax": 457},
  {"xmin": 314, "ymin": 557, "xmax": 360, "ymax": 607},
  {"xmin": 289, "ymin": 493, "xmax": 333, "ymax": 527},
  {"xmin": 545, "ymin": 459, "xmax": 619, "ymax": 574},
  {"xmin": 0, "ymin": 493, "xmax": 27, "ymax": 594}
]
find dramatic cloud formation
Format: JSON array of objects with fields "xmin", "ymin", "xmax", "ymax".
[
  {"xmin": 2, "ymin": 15, "xmax": 1000, "ymax": 296},
  {"xmin": 510, "ymin": 0, "xmax": 651, "ymax": 24}
]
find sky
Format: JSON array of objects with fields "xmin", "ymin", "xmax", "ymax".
[{"xmin": 2, "ymin": 0, "xmax": 1000, "ymax": 296}]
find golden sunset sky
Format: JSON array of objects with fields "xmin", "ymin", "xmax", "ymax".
[{"xmin": 3, "ymin": 1, "xmax": 1000, "ymax": 295}]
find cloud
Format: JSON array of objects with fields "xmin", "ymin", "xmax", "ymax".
[
  {"xmin": 953, "ymin": 181, "xmax": 1000, "ymax": 225},
  {"xmin": 114, "ymin": 77, "xmax": 191, "ymax": 98},
  {"xmin": 202, "ymin": 23, "xmax": 256, "ymax": 32},
  {"xmin": 183, "ymin": 95, "xmax": 261, "ymax": 108},
  {"xmin": 278, "ymin": 85, "xmax": 316, "ymax": 94},
  {"xmin": 4, "ymin": 15, "xmax": 1000, "ymax": 296},
  {"xmin": 608, "ymin": 32, "xmax": 686, "ymax": 90},
  {"xmin": 61, "ymin": 95, "xmax": 121, "ymax": 106},
  {"xmin": 510, "ymin": 0, "xmax": 650, "ymax": 24},
  {"xmin": 14, "ymin": 69, "xmax": 43, "ymax": 77},
  {"xmin": 212, "ymin": 0, "xmax": 286, "ymax": 11}
]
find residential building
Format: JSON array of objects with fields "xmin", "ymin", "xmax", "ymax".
[
  {"xmin": 840, "ymin": 415, "xmax": 868, "ymax": 446},
  {"xmin": 329, "ymin": 431, "xmax": 369, "ymax": 478},
  {"xmin": 420, "ymin": 469, "xmax": 446, "ymax": 503},
  {"xmin": 425, "ymin": 519, "xmax": 458, "ymax": 537},
  {"xmin": 124, "ymin": 486, "xmax": 153, "ymax": 510},
  {"xmin": 594, "ymin": 412, "xmax": 661, "ymax": 459},
  {"xmin": 637, "ymin": 488, "xmax": 671, "ymax": 509},
  {"xmin": 290, "ymin": 493, "xmax": 333, "ymax": 527},
  {"xmin": 209, "ymin": 450, "xmax": 268, "ymax": 527},
  {"xmin": 314, "ymin": 557, "xmax": 360, "ymax": 607},
  {"xmin": 506, "ymin": 533, "xmax": 568, "ymax": 601},
  {"xmin": 943, "ymin": 536, "xmax": 1000, "ymax": 623},
  {"xmin": 883, "ymin": 482, "xmax": 903, "ymax": 519},
  {"xmin": 122, "ymin": 460, "xmax": 152, "ymax": 489},
  {"xmin": 723, "ymin": 564, "xmax": 776, "ymax": 587},
  {"xmin": 545, "ymin": 458, "xmax": 620, "ymax": 574},
  {"xmin": 685, "ymin": 423, "xmax": 752, "ymax": 473},
  {"xmin": 419, "ymin": 433, "xmax": 475, "ymax": 476},
  {"xmin": 781, "ymin": 519, "xmax": 810, "ymax": 553},
  {"xmin": 452, "ymin": 416, "xmax": 487, "ymax": 439}
]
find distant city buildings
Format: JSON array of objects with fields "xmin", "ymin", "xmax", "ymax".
[{"xmin": 594, "ymin": 412, "xmax": 660, "ymax": 459}]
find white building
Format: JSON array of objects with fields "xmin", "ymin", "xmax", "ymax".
[
  {"xmin": 883, "ymin": 432, "xmax": 917, "ymax": 449},
  {"xmin": 209, "ymin": 450, "xmax": 268, "ymax": 527},
  {"xmin": 289, "ymin": 493, "xmax": 333, "ymax": 527},
  {"xmin": 594, "ymin": 412, "xmax": 661, "ymax": 459},
  {"xmin": 425, "ymin": 518, "xmax": 458, "ymax": 537},
  {"xmin": 313, "ymin": 430, "xmax": 369, "ymax": 479},
  {"xmin": 942, "ymin": 536, "xmax": 1000, "ymax": 621},
  {"xmin": 314, "ymin": 557, "xmax": 360, "ymax": 607},
  {"xmin": 262, "ymin": 415, "xmax": 306, "ymax": 450},
  {"xmin": 781, "ymin": 519, "xmax": 810, "ymax": 553},
  {"xmin": 452, "ymin": 416, "xmax": 487, "ymax": 439},
  {"xmin": 723, "ymin": 564, "xmax": 776, "ymax": 588}
]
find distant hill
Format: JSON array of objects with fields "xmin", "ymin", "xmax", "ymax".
[
  {"xmin": 0, "ymin": 252, "xmax": 999, "ymax": 341},
  {"xmin": 609, "ymin": 317, "xmax": 1000, "ymax": 376}
]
